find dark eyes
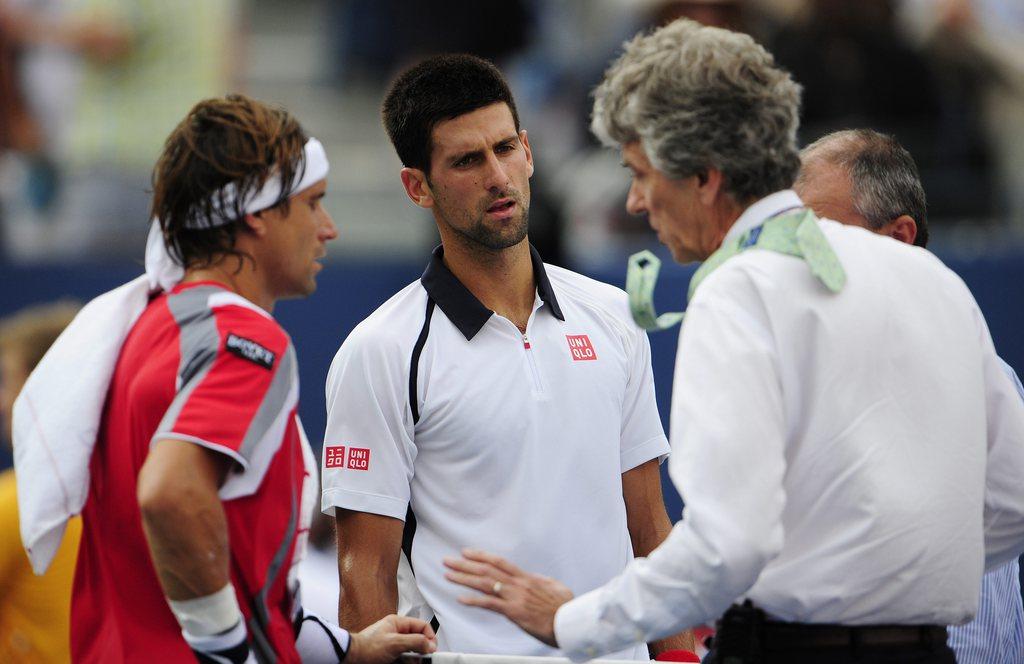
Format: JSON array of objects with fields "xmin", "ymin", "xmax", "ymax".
[{"xmin": 453, "ymin": 143, "xmax": 516, "ymax": 168}]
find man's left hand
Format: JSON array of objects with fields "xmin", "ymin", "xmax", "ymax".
[
  {"xmin": 444, "ymin": 548, "xmax": 574, "ymax": 647},
  {"xmin": 347, "ymin": 614, "xmax": 436, "ymax": 664}
]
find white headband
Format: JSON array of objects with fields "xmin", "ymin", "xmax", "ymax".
[{"xmin": 145, "ymin": 137, "xmax": 330, "ymax": 291}]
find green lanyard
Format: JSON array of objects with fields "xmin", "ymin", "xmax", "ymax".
[{"xmin": 626, "ymin": 209, "xmax": 847, "ymax": 331}]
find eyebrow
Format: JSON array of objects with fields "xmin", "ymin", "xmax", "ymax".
[{"xmin": 449, "ymin": 134, "xmax": 519, "ymax": 164}]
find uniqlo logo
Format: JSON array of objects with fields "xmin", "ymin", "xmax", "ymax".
[
  {"xmin": 325, "ymin": 446, "xmax": 346, "ymax": 468},
  {"xmin": 566, "ymin": 334, "xmax": 597, "ymax": 361},
  {"xmin": 347, "ymin": 447, "xmax": 370, "ymax": 471}
]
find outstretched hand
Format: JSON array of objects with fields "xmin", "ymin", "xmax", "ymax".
[
  {"xmin": 444, "ymin": 548, "xmax": 574, "ymax": 648},
  {"xmin": 347, "ymin": 614, "xmax": 437, "ymax": 664}
]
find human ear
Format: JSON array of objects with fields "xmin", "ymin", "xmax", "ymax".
[
  {"xmin": 520, "ymin": 130, "xmax": 534, "ymax": 179},
  {"xmin": 888, "ymin": 215, "xmax": 918, "ymax": 246},
  {"xmin": 696, "ymin": 168, "xmax": 724, "ymax": 206},
  {"xmin": 400, "ymin": 168, "xmax": 435, "ymax": 209},
  {"xmin": 243, "ymin": 212, "xmax": 268, "ymax": 237}
]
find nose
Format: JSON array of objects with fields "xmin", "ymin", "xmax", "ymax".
[
  {"xmin": 319, "ymin": 209, "xmax": 339, "ymax": 242},
  {"xmin": 482, "ymin": 152, "xmax": 510, "ymax": 192},
  {"xmin": 625, "ymin": 180, "xmax": 646, "ymax": 216}
]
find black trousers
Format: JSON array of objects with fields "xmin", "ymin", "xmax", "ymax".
[
  {"xmin": 706, "ymin": 642, "xmax": 957, "ymax": 663},
  {"xmin": 706, "ymin": 603, "xmax": 957, "ymax": 664}
]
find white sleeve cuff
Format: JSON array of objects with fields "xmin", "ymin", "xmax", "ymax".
[
  {"xmin": 620, "ymin": 434, "xmax": 671, "ymax": 473},
  {"xmin": 321, "ymin": 486, "xmax": 409, "ymax": 521},
  {"xmin": 554, "ymin": 590, "xmax": 621, "ymax": 662}
]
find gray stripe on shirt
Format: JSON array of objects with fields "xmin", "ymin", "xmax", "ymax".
[
  {"xmin": 155, "ymin": 287, "xmax": 223, "ymax": 437},
  {"xmin": 236, "ymin": 343, "xmax": 297, "ymax": 462}
]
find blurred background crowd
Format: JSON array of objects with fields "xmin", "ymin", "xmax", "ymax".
[{"xmin": 0, "ymin": 0, "xmax": 1023, "ymax": 266}]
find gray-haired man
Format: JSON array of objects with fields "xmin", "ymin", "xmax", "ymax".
[
  {"xmin": 796, "ymin": 128, "xmax": 1024, "ymax": 664},
  {"xmin": 443, "ymin": 18, "xmax": 1024, "ymax": 664}
]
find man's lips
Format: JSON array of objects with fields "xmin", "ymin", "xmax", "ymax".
[
  {"xmin": 486, "ymin": 198, "xmax": 515, "ymax": 214},
  {"xmin": 487, "ymin": 196, "xmax": 520, "ymax": 218}
]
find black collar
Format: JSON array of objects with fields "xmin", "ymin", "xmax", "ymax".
[{"xmin": 420, "ymin": 244, "xmax": 565, "ymax": 341}]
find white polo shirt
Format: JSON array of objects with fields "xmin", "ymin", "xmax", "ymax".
[{"xmin": 321, "ymin": 245, "xmax": 669, "ymax": 657}]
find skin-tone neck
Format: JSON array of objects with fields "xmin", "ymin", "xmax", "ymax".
[
  {"xmin": 688, "ymin": 169, "xmax": 748, "ymax": 261},
  {"xmin": 438, "ymin": 226, "xmax": 536, "ymax": 332},
  {"xmin": 702, "ymin": 193, "xmax": 747, "ymax": 259},
  {"xmin": 181, "ymin": 228, "xmax": 276, "ymax": 313},
  {"xmin": 182, "ymin": 258, "xmax": 273, "ymax": 312}
]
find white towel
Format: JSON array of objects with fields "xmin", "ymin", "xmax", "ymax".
[
  {"xmin": 13, "ymin": 274, "xmax": 153, "ymax": 573},
  {"xmin": 13, "ymin": 138, "xmax": 329, "ymax": 573}
]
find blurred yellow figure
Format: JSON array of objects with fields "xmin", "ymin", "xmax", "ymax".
[{"xmin": 0, "ymin": 302, "xmax": 79, "ymax": 663}]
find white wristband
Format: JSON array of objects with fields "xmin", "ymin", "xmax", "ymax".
[{"xmin": 168, "ymin": 583, "xmax": 243, "ymax": 637}]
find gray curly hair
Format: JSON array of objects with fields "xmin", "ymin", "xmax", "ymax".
[{"xmin": 592, "ymin": 18, "xmax": 802, "ymax": 204}]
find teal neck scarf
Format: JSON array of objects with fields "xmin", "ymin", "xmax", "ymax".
[{"xmin": 626, "ymin": 208, "xmax": 847, "ymax": 331}]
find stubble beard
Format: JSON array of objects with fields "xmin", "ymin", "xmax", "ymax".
[{"xmin": 439, "ymin": 190, "xmax": 530, "ymax": 253}]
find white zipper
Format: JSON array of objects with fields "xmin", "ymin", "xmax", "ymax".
[{"xmin": 522, "ymin": 333, "xmax": 545, "ymax": 394}]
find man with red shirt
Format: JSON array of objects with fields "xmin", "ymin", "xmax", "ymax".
[{"xmin": 13, "ymin": 95, "xmax": 436, "ymax": 663}]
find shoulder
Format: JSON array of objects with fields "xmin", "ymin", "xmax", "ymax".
[
  {"xmin": 329, "ymin": 279, "xmax": 429, "ymax": 376},
  {"xmin": 164, "ymin": 286, "xmax": 292, "ymax": 367},
  {"xmin": 545, "ymin": 264, "xmax": 637, "ymax": 334},
  {"xmin": 209, "ymin": 291, "xmax": 291, "ymax": 353},
  {"xmin": 342, "ymin": 279, "xmax": 429, "ymax": 352},
  {"xmin": 692, "ymin": 249, "xmax": 783, "ymax": 309},
  {"xmin": 819, "ymin": 219, "xmax": 975, "ymax": 295}
]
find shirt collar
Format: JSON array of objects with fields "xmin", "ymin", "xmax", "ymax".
[
  {"xmin": 721, "ymin": 189, "xmax": 805, "ymax": 247},
  {"xmin": 420, "ymin": 244, "xmax": 565, "ymax": 341}
]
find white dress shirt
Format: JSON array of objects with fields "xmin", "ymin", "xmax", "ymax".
[{"xmin": 554, "ymin": 190, "xmax": 1024, "ymax": 661}]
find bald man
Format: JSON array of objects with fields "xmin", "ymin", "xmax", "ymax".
[{"xmin": 796, "ymin": 128, "xmax": 1024, "ymax": 664}]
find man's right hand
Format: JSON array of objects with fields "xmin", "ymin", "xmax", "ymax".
[{"xmin": 346, "ymin": 615, "xmax": 437, "ymax": 664}]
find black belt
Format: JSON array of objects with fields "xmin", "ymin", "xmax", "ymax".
[
  {"xmin": 760, "ymin": 621, "xmax": 948, "ymax": 651},
  {"xmin": 712, "ymin": 601, "xmax": 949, "ymax": 661}
]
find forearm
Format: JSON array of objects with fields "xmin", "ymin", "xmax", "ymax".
[
  {"xmin": 628, "ymin": 505, "xmax": 672, "ymax": 559},
  {"xmin": 138, "ymin": 440, "xmax": 233, "ymax": 601},
  {"xmin": 335, "ymin": 511, "xmax": 403, "ymax": 630},
  {"xmin": 339, "ymin": 558, "xmax": 398, "ymax": 629},
  {"xmin": 649, "ymin": 632, "xmax": 697, "ymax": 657},
  {"xmin": 139, "ymin": 488, "xmax": 230, "ymax": 600},
  {"xmin": 624, "ymin": 460, "xmax": 673, "ymax": 557},
  {"xmin": 623, "ymin": 461, "xmax": 695, "ymax": 655}
]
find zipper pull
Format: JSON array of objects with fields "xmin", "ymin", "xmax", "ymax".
[{"xmin": 522, "ymin": 334, "xmax": 531, "ymax": 350}]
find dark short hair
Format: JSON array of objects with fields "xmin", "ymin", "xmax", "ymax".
[
  {"xmin": 151, "ymin": 94, "xmax": 309, "ymax": 269},
  {"xmin": 800, "ymin": 129, "xmax": 929, "ymax": 247},
  {"xmin": 381, "ymin": 54, "xmax": 520, "ymax": 173}
]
